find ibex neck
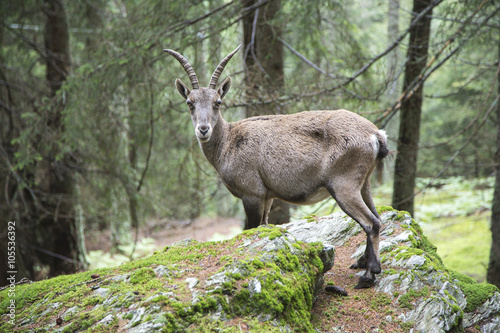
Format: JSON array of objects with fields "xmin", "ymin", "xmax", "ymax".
[{"xmin": 199, "ymin": 115, "xmax": 228, "ymax": 169}]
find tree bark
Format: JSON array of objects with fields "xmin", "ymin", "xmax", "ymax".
[
  {"xmin": 487, "ymin": 36, "xmax": 500, "ymax": 288},
  {"xmin": 387, "ymin": 0, "xmax": 400, "ymax": 98},
  {"xmin": 45, "ymin": 0, "xmax": 70, "ymax": 97},
  {"xmin": 242, "ymin": 0, "xmax": 289, "ymax": 226},
  {"xmin": 0, "ymin": 0, "xmax": 21, "ymax": 286},
  {"xmin": 84, "ymin": 0, "xmax": 104, "ymax": 52},
  {"xmin": 392, "ymin": 0, "xmax": 434, "ymax": 217},
  {"xmin": 27, "ymin": 0, "xmax": 87, "ymax": 277}
]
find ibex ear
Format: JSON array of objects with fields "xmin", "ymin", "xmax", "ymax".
[
  {"xmin": 175, "ymin": 78, "xmax": 191, "ymax": 100},
  {"xmin": 217, "ymin": 77, "xmax": 232, "ymax": 99}
]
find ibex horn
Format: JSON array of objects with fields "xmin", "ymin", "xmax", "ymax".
[
  {"xmin": 209, "ymin": 45, "xmax": 241, "ymax": 89},
  {"xmin": 163, "ymin": 49, "xmax": 200, "ymax": 89}
]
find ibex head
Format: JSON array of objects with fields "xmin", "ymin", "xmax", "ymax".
[{"xmin": 164, "ymin": 45, "xmax": 241, "ymax": 142}]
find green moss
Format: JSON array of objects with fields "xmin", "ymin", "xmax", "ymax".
[
  {"xmin": 188, "ymin": 317, "xmax": 284, "ymax": 332},
  {"xmin": 241, "ymin": 228, "xmax": 260, "ymax": 236},
  {"xmin": 123, "ymin": 313, "xmax": 134, "ymax": 320},
  {"xmin": 381, "ymin": 244, "xmax": 396, "ymax": 253},
  {"xmin": 370, "ymin": 293, "xmax": 392, "ymax": 310},
  {"xmin": 192, "ymin": 296, "xmax": 218, "ymax": 313},
  {"xmin": 452, "ymin": 304, "xmax": 461, "ymax": 313},
  {"xmin": 0, "ymin": 269, "xmax": 96, "ymax": 316},
  {"xmin": 398, "ymin": 287, "xmax": 430, "ymax": 309},
  {"xmin": 306, "ymin": 242, "xmax": 325, "ymax": 272},
  {"xmin": 394, "ymin": 247, "xmax": 424, "ymax": 260},
  {"xmin": 449, "ymin": 270, "xmax": 476, "ymax": 284},
  {"xmin": 129, "ymin": 267, "xmax": 156, "ymax": 284},
  {"xmin": 83, "ymin": 295, "xmax": 104, "ymax": 307},
  {"xmin": 0, "ymin": 224, "xmax": 327, "ymax": 333},
  {"xmin": 225, "ymin": 239, "xmax": 322, "ymax": 332},
  {"xmin": 385, "ymin": 214, "xmax": 446, "ymax": 274},
  {"xmin": 377, "ymin": 205, "xmax": 395, "ymax": 214},
  {"xmin": 251, "ymin": 258, "xmax": 264, "ymax": 269},
  {"xmin": 400, "ymin": 320, "xmax": 415, "ymax": 331},
  {"xmin": 219, "ymin": 255, "xmax": 231, "ymax": 264},
  {"xmin": 303, "ymin": 214, "xmax": 318, "ymax": 223},
  {"xmin": 268, "ymin": 228, "xmax": 284, "ymax": 240},
  {"xmin": 450, "ymin": 270, "xmax": 499, "ymax": 312},
  {"xmin": 264, "ymin": 225, "xmax": 287, "ymax": 239},
  {"xmin": 384, "ymin": 268, "xmax": 398, "ymax": 276},
  {"xmin": 396, "ymin": 210, "xmax": 411, "ymax": 220}
]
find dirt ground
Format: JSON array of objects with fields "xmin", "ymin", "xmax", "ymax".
[
  {"xmin": 144, "ymin": 217, "xmax": 243, "ymax": 248},
  {"xmin": 86, "ymin": 217, "xmax": 244, "ymax": 253}
]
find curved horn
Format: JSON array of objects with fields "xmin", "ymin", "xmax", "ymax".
[
  {"xmin": 163, "ymin": 49, "xmax": 200, "ymax": 89},
  {"xmin": 209, "ymin": 45, "xmax": 241, "ymax": 89}
]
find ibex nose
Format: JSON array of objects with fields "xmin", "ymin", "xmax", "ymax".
[{"xmin": 198, "ymin": 125, "xmax": 210, "ymax": 136}]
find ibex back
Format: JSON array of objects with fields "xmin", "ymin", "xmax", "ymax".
[{"xmin": 164, "ymin": 45, "xmax": 389, "ymax": 289}]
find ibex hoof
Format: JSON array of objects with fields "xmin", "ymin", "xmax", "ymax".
[{"xmin": 354, "ymin": 276, "xmax": 375, "ymax": 289}]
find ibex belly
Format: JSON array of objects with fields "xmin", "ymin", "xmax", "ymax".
[{"xmin": 276, "ymin": 187, "xmax": 331, "ymax": 205}]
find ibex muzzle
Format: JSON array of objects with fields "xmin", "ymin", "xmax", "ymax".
[{"xmin": 164, "ymin": 45, "xmax": 389, "ymax": 289}]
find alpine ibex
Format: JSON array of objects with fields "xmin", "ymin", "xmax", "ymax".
[{"xmin": 164, "ymin": 45, "xmax": 389, "ymax": 289}]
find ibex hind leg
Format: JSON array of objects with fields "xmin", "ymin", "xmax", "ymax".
[
  {"xmin": 326, "ymin": 184, "xmax": 381, "ymax": 289},
  {"xmin": 350, "ymin": 179, "xmax": 381, "ymax": 271},
  {"xmin": 262, "ymin": 198, "xmax": 273, "ymax": 225},
  {"xmin": 361, "ymin": 178, "xmax": 380, "ymax": 219}
]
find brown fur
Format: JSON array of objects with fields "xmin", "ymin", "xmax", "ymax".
[{"xmin": 166, "ymin": 48, "xmax": 388, "ymax": 289}]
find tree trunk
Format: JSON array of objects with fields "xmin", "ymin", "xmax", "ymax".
[
  {"xmin": 242, "ymin": 0, "xmax": 289, "ymax": 226},
  {"xmin": 0, "ymin": 0, "xmax": 22, "ymax": 286},
  {"xmin": 27, "ymin": 0, "xmax": 87, "ymax": 277},
  {"xmin": 487, "ymin": 37, "xmax": 500, "ymax": 288},
  {"xmin": 392, "ymin": 0, "xmax": 433, "ymax": 217},
  {"xmin": 387, "ymin": 0, "xmax": 400, "ymax": 98},
  {"xmin": 0, "ymin": 2, "xmax": 41, "ymax": 284},
  {"xmin": 45, "ymin": 0, "xmax": 71, "ymax": 97},
  {"xmin": 84, "ymin": 0, "xmax": 104, "ymax": 52}
]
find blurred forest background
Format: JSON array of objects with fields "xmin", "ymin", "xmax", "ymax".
[{"xmin": 1, "ymin": 0, "xmax": 499, "ymax": 288}]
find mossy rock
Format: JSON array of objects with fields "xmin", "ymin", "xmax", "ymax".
[
  {"xmin": 1, "ymin": 208, "xmax": 499, "ymax": 332},
  {"xmin": 0, "ymin": 225, "xmax": 327, "ymax": 332}
]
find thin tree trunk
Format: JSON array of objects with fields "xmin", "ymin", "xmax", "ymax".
[
  {"xmin": 387, "ymin": 0, "xmax": 400, "ymax": 98},
  {"xmin": 85, "ymin": 0, "xmax": 103, "ymax": 52},
  {"xmin": 392, "ymin": 0, "xmax": 434, "ymax": 217},
  {"xmin": 487, "ymin": 37, "xmax": 500, "ymax": 288},
  {"xmin": 242, "ymin": 0, "xmax": 289, "ymax": 226}
]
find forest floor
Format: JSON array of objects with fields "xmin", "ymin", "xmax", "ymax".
[
  {"xmin": 86, "ymin": 217, "xmax": 242, "ymax": 254},
  {"xmin": 85, "ymin": 217, "xmax": 243, "ymax": 269}
]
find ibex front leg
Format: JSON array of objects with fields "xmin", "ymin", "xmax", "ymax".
[
  {"xmin": 327, "ymin": 183, "xmax": 381, "ymax": 289},
  {"xmin": 242, "ymin": 197, "xmax": 265, "ymax": 230}
]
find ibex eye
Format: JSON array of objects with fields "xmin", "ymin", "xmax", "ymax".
[
  {"xmin": 215, "ymin": 100, "xmax": 222, "ymax": 107},
  {"xmin": 187, "ymin": 100, "xmax": 194, "ymax": 108}
]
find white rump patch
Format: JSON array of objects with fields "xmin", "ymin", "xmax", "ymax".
[
  {"xmin": 370, "ymin": 130, "xmax": 388, "ymax": 157},
  {"xmin": 378, "ymin": 130, "xmax": 388, "ymax": 142}
]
